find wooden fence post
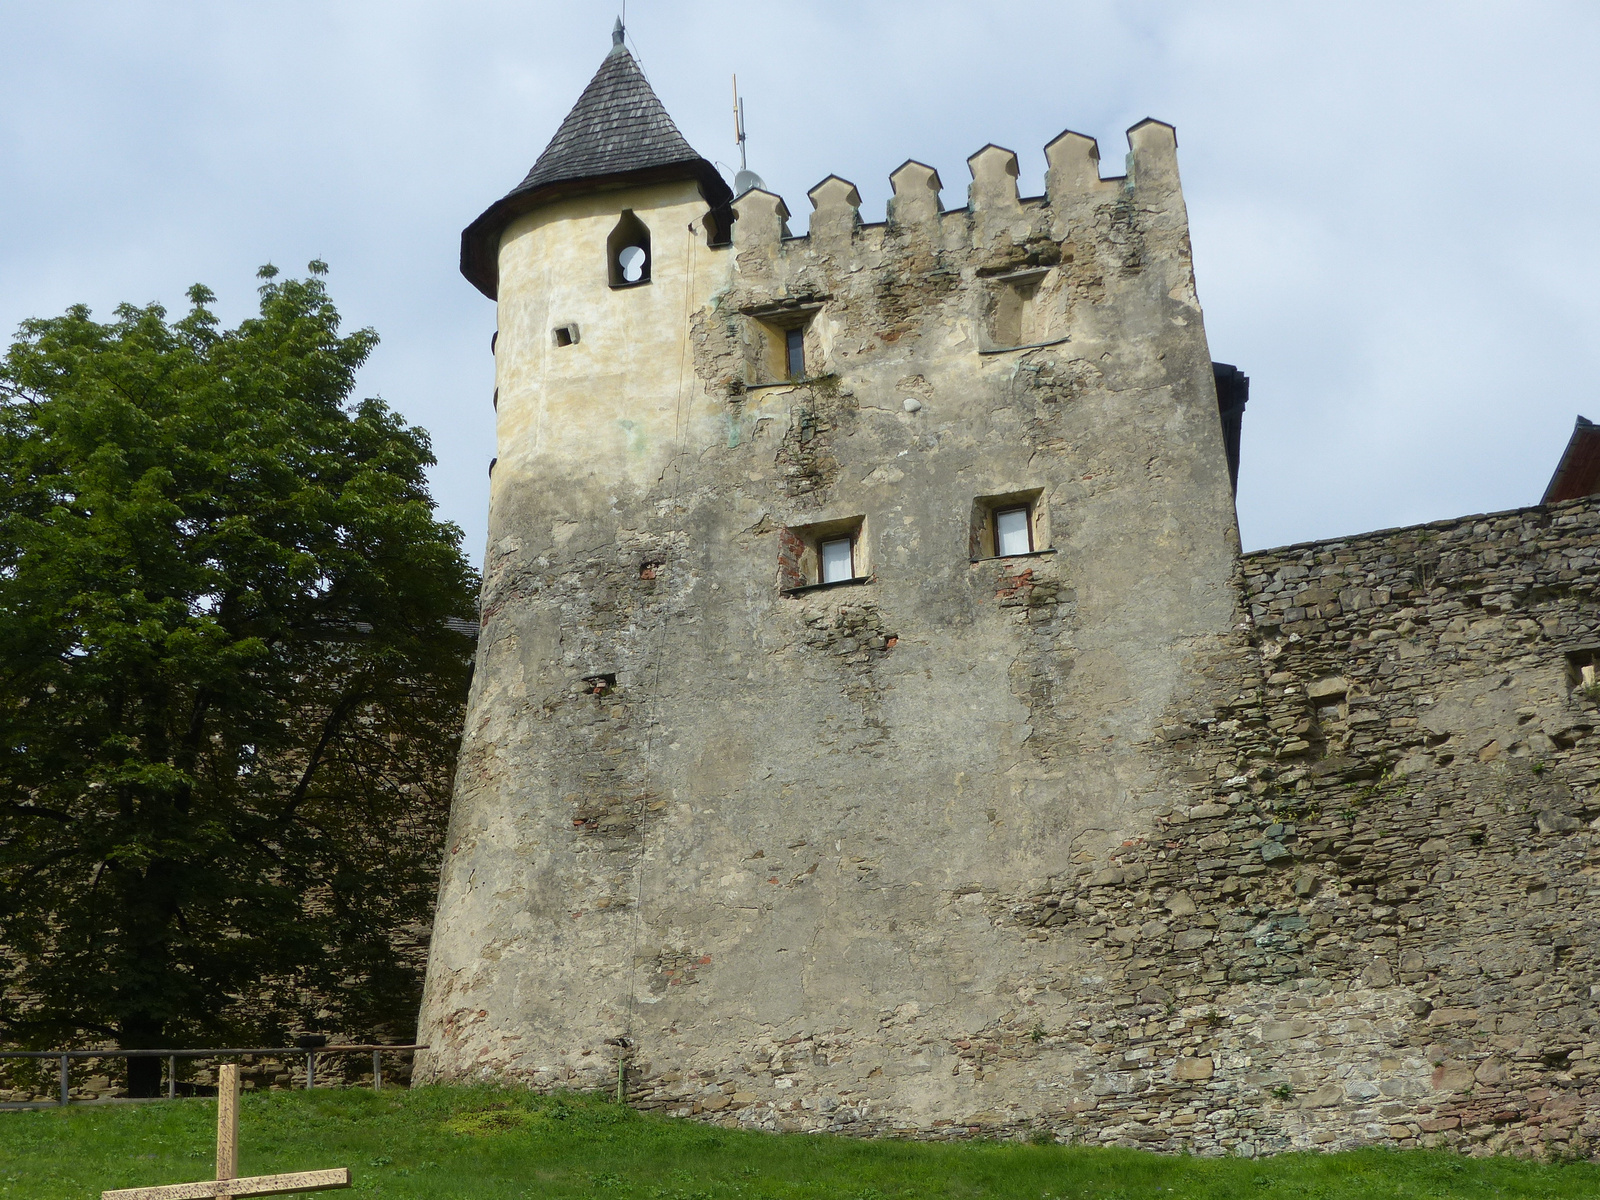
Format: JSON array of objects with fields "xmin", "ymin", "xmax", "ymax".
[{"xmin": 216, "ymin": 1063, "xmax": 240, "ymax": 1181}]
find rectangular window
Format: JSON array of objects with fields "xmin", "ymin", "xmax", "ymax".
[
  {"xmin": 820, "ymin": 536, "xmax": 854, "ymax": 584},
  {"xmin": 779, "ymin": 515, "xmax": 867, "ymax": 593},
  {"xmin": 970, "ymin": 489, "xmax": 1047, "ymax": 560},
  {"xmin": 786, "ymin": 327, "xmax": 806, "ymax": 379},
  {"xmin": 747, "ymin": 306, "xmax": 821, "ymax": 387},
  {"xmin": 995, "ymin": 506, "xmax": 1033, "ymax": 556}
]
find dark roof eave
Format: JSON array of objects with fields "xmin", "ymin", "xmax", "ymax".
[{"xmin": 460, "ymin": 159, "xmax": 733, "ymax": 300}]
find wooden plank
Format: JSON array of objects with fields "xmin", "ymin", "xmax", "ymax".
[
  {"xmin": 215, "ymin": 1064, "xmax": 239, "ymax": 1181},
  {"xmin": 101, "ymin": 1166, "xmax": 350, "ymax": 1199}
]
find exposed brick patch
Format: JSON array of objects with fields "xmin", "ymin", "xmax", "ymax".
[{"xmin": 777, "ymin": 527, "xmax": 805, "ymax": 591}]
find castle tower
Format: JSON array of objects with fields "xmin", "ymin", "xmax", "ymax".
[{"xmin": 419, "ymin": 27, "xmax": 1245, "ymax": 1134}]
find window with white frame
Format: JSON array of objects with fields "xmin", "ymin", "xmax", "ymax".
[
  {"xmin": 994, "ymin": 506, "xmax": 1033, "ymax": 556},
  {"xmin": 970, "ymin": 489, "xmax": 1048, "ymax": 560},
  {"xmin": 820, "ymin": 535, "xmax": 854, "ymax": 583},
  {"xmin": 778, "ymin": 515, "xmax": 867, "ymax": 592}
]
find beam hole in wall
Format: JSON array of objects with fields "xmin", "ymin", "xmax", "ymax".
[
  {"xmin": 971, "ymin": 489, "xmax": 1048, "ymax": 559},
  {"xmin": 1566, "ymin": 648, "xmax": 1600, "ymax": 695},
  {"xmin": 779, "ymin": 515, "xmax": 868, "ymax": 593},
  {"xmin": 607, "ymin": 210, "xmax": 651, "ymax": 287},
  {"xmin": 553, "ymin": 323, "xmax": 580, "ymax": 347},
  {"xmin": 583, "ymin": 672, "xmax": 618, "ymax": 695}
]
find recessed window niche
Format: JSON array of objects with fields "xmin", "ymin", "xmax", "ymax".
[
  {"xmin": 971, "ymin": 489, "xmax": 1049, "ymax": 559},
  {"xmin": 744, "ymin": 303, "xmax": 821, "ymax": 386},
  {"xmin": 983, "ymin": 268, "xmax": 1058, "ymax": 350},
  {"xmin": 607, "ymin": 210, "xmax": 651, "ymax": 287},
  {"xmin": 779, "ymin": 515, "xmax": 868, "ymax": 593}
]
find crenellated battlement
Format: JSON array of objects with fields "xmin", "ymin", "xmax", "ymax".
[
  {"xmin": 730, "ymin": 121, "xmax": 1181, "ymax": 258},
  {"xmin": 709, "ymin": 119, "xmax": 1199, "ymax": 410}
]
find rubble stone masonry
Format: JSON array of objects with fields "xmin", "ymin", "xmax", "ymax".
[{"xmin": 990, "ymin": 501, "xmax": 1600, "ymax": 1158}]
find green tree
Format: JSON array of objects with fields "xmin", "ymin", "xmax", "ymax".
[{"xmin": 0, "ymin": 264, "xmax": 477, "ymax": 1095}]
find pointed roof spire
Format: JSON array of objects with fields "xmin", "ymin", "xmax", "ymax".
[{"xmin": 460, "ymin": 24, "xmax": 731, "ymax": 299}]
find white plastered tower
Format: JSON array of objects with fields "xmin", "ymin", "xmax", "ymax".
[
  {"xmin": 418, "ymin": 22, "xmax": 737, "ymax": 1084},
  {"xmin": 458, "ymin": 21, "xmax": 736, "ymax": 514}
]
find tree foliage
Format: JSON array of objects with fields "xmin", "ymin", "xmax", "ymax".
[{"xmin": 0, "ymin": 265, "xmax": 477, "ymax": 1085}]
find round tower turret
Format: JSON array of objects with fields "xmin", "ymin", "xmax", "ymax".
[{"xmin": 464, "ymin": 21, "xmax": 734, "ymax": 533}]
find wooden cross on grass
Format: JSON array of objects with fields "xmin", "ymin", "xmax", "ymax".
[{"xmin": 103, "ymin": 1064, "xmax": 350, "ymax": 1199}]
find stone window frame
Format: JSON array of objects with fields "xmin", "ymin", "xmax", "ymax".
[
  {"xmin": 779, "ymin": 514, "xmax": 870, "ymax": 594},
  {"xmin": 970, "ymin": 488, "xmax": 1051, "ymax": 561},
  {"xmin": 742, "ymin": 300, "xmax": 825, "ymax": 389}
]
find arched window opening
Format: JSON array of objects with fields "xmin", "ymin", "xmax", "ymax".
[{"xmin": 607, "ymin": 210, "xmax": 651, "ymax": 287}]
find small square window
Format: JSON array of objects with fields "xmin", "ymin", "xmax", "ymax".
[
  {"xmin": 820, "ymin": 536, "xmax": 853, "ymax": 583},
  {"xmin": 778, "ymin": 516, "xmax": 867, "ymax": 592},
  {"xmin": 745, "ymin": 305, "xmax": 820, "ymax": 386},
  {"xmin": 994, "ymin": 507, "xmax": 1032, "ymax": 556},
  {"xmin": 971, "ymin": 489, "xmax": 1048, "ymax": 559},
  {"xmin": 553, "ymin": 324, "xmax": 579, "ymax": 347}
]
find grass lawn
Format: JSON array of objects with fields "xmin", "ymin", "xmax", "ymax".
[{"xmin": 1, "ymin": 1086, "xmax": 1596, "ymax": 1199}]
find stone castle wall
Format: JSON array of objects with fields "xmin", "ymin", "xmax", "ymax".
[
  {"xmin": 419, "ymin": 113, "xmax": 1599, "ymax": 1158},
  {"xmin": 591, "ymin": 502, "xmax": 1600, "ymax": 1159},
  {"xmin": 974, "ymin": 500, "xmax": 1600, "ymax": 1158}
]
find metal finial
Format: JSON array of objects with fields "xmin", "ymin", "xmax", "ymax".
[{"xmin": 612, "ymin": 16, "xmax": 625, "ymax": 46}]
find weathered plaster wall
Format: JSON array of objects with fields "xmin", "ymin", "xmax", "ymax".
[
  {"xmin": 492, "ymin": 179, "xmax": 726, "ymax": 494},
  {"xmin": 418, "ymin": 123, "xmax": 1245, "ymax": 1133}
]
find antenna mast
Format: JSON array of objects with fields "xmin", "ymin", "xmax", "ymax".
[
  {"xmin": 731, "ymin": 75, "xmax": 764, "ymax": 194},
  {"xmin": 733, "ymin": 75, "xmax": 747, "ymax": 172}
]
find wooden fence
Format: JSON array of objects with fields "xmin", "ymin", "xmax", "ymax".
[{"xmin": 0, "ymin": 1044, "xmax": 425, "ymax": 1108}]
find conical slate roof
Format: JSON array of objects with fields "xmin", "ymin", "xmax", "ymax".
[{"xmin": 461, "ymin": 24, "xmax": 731, "ymax": 299}]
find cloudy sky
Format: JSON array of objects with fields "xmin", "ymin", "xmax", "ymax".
[{"xmin": 3, "ymin": 1, "xmax": 1597, "ymax": 562}]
